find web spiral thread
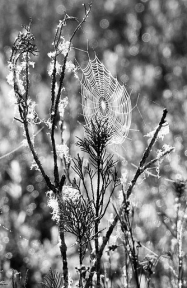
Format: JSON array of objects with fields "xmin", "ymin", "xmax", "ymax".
[{"xmin": 80, "ymin": 56, "xmax": 132, "ymax": 144}]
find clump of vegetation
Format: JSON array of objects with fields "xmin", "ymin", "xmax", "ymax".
[{"xmin": 2, "ymin": 3, "xmax": 187, "ymax": 288}]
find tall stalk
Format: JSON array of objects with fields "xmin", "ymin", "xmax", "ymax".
[{"xmin": 7, "ymin": 6, "xmax": 92, "ymax": 287}]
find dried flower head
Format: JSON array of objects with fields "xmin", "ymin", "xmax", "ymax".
[
  {"xmin": 7, "ymin": 23, "xmax": 38, "ymax": 102},
  {"xmin": 10, "ymin": 24, "xmax": 38, "ymax": 63}
]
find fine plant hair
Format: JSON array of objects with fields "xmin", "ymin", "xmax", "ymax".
[{"xmin": 5, "ymin": 5, "xmax": 176, "ymax": 288}]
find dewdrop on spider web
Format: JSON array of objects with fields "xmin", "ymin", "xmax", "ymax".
[{"xmin": 80, "ymin": 56, "xmax": 132, "ymax": 148}]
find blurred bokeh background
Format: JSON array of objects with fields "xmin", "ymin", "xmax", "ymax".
[{"xmin": 0, "ymin": 0, "xmax": 187, "ymax": 287}]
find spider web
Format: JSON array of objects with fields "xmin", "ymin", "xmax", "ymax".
[{"xmin": 80, "ymin": 56, "xmax": 132, "ymax": 144}]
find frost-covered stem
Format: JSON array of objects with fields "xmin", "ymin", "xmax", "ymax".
[
  {"xmin": 50, "ymin": 3, "xmax": 92, "ymax": 189},
  {"xmin": 143, "ymin": 147, "xmax": 174, "ymax": 171},
  {"xmin": 51, "ymin": 139, "xmax": 59, "ymax": 187},
  {"xmin": 105, "ymin": 109, "xmax": 169, "ymax": 240},
  {"xmin": 127, "ymin": 108, "xmax": 168, "ymax": 198},
  {"xmin": 129, "ymin": 229, "xmax": 140, "ymax": 288},
  {"xmin": 78, "ymin": 243, "xmax": 83, "ymax": 288},
  {"xmin": 85, "ymin": 216, "xmax": 117, "ymax": 288},
  {"xmin": 69, "ymin": 3, "xmax": 92, "ymax": 43},
  {"xmin": 59, "ymin": 119, "xmax": 67, "ymax": 190},
  {"xmin": 81, "ymin": 174, "xmax": 91, "ymax": 202},
  {"xmin": 57, "ymin": 100, "xmax": 68, "ymax": 285},
  {"xmin": 79, "ymin": 244, "xmax": 83, "ymax": 267},
  {"xmin": 50, "ymin": 37, "xmax": 70, "ymax": 187},
  {"xmin": 50, "ymin": 57, "xmax": 57, "ymax": 117},
  {"xmin": 25, "ymin": 51, "xmax": 29, "ymax": 102},
  {"xmin": 89, "ymin": 170, "xmax": 95, "ymax": 205},
  {"xmin": 95, "ymin": 155, "xmax": 101, "ymax": 288},
  {"xmin": 72, "ymin": 155, "xmax": 91, "ymax": 201},
  {"xmin": 121, "ymin": 208, "xmax": 140, "ymax": 288},
  {"xmin": 23, "ymin": 120, "xmax": 55, "ymax": 191},
  {"xmin": 177, "ymin": 219, "xmax": 183, "ymax": 288},
  {"xmin": 101, "ymin": 182, "xmax": 117, "ymax": 219},
  {"xmin": 59, "ymin": 227, "xmax": 68, "ymax": 287},
  {"xmin": 140, "ymin": 109, "xmax": 167, "ymax": 166},
  {"xmin": 124, "ymin": 250, "xmax": 129, "ymax": 287},
  {"xmin": 58, "ymin": 198, "xmax": 68, "ymax": 287},
  {"xmin": 99, "ymin": 165, "xmax": 113, "ymax": 214}
]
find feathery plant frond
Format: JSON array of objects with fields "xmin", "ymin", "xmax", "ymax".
[
  {"xmin": 41, "ymin": 269, "xmax": 64, "ymax": 288},
  {"xmin": 59, "ymin": 195, "xmax": 95, "ymax": 238},
  {"xmin": 59, "ymin": 196, "xmax": 95, "ymax": 261},
  {"xmin": 74, "ymin": 117, "xmax": 119, "ymax": 213},
  {"xmin": 72, "ymin": 115, "xmax": 121, "ymax": 286},
  {"xmin": 76, "ymin": 117, "xmax": 116, "ymax": 169}
]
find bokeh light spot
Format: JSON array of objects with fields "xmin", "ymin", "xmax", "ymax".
[
  {"xmin": 3, "ymin": 237, "xmax": 9, "ymax": 244},
  {"xmin": 135, "ymin": 3, "xmax": 145, "ymax": 13},
  {"xmin": 26, "ymin": 185, "xmax": 34, "ymax": 193},
  {"xmin": 100, "ymin": 19, "xmax": 109, "ymax": 29},
  {"xmin": 142, "ymin": 33, "xmax": 151, "ymax": 42},
  {"xmin": 5, "ymin": 252, "xmax": 12, "ymax": 259},
  {"xmin": 163, "ymin": 89, "xmax": 172, "ymax": 99},
  {"xmin": 56, "ymin": 4, "xmax": 66, "ymax": 15},
  {"xmin": 2, "ymin": 205, "xmax": 9, "ymax": 213},
  {"xmin": 129, "ymin": 46, "xmax": 139, "ymax": 56},
  {"xmin": 162, "ymin": 47, "xmax": 171, "ymax": 58},
  {"xmin": 173, "ymin": 66, "xmax": 182, "ymax": 76},
  {"xmin": 32, "ymin": 190, "xmax": 39, "ymax": 198}
]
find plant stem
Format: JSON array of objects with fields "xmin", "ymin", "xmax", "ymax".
[
  {"xmin": 58, "ymin": 217, "xmax": 68, "ymax": 288},
  {"xmin": 23, "ymin": 121, "xmax": 55, "ymax": 191},
  {"xmin": 177, "ymin": 218, "xmax": 183, "ymax": 288},
  {"xmin": 79, "ymin": 243, "xmax": 83, "ymax": 288},
  {"xmin": 95, "ymin": 157, "xmax": 101, "ymax": 287}
]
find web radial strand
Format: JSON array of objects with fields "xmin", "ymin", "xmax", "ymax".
[
  {"xmin": 82, "ymin": 72, "xmax": 100, "ymax": 99},
  {"xmin": 82, "ymin": 89, "xmax": 98, "ymax": 121},
  {"xmin": 80, "ymin": 56, "xmax": 132, "ymax": 144}
]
